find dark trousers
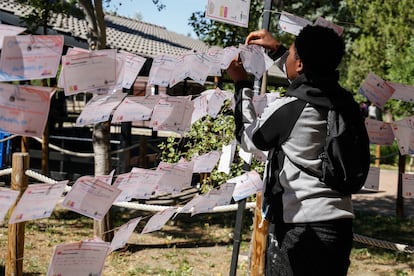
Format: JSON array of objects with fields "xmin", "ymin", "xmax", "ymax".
[{"xmin": 265, "ymin": 219, "xmax": 353, "ymax": 276}]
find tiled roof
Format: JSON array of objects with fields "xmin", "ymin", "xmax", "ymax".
[{"xmin": 0, "ymin": 0, "xmax": 209, "ymax": 58}]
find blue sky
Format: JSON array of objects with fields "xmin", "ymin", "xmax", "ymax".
[{"xmin": 111, "ymin": 0, "xmax": 208, "ymax": 37}]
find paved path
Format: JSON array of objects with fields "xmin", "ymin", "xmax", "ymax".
[{"xmin": 353, "ymin": 169, "xmax": 414, "ymax": 218}]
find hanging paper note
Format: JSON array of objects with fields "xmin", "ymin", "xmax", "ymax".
[
  {"xmin": 130, "ymin": 167, "xmax": 166, "ymax": 199},
  {"xmin": 231, "ymin": 170, "xmax": 263, "ymax": 201},
  {"xmin": 0, "ymin": 24, "xmax": 26, "ymax": 49},
  {"xmin": 9, "ymin": 181, "xmax": 67, "ymax": 224},
  {"xmin": 391, "ymin": 117, "xmax": 414, "ymax": 155},
  {"xmin": 0, "ymin": 35, "xmax": 64, "ymax": 81},
  {"xmin": 110, "ymin": 217, "xmax": 141, "ymax": 253},
  {"xmin": 61, "ymin": 49, "xmax": 118, "ymax": 94},
  {"xmin": 0, "ymin": 188, "xmax": 19, "ymax": 223},
  {"xmin": 363, "ymin": 167, "xmax": 380, "ymax": 191},
  {"xmin": 364, "ymin": 118, "xmax": 394, "ymax": 145},
  {"xmin": 47, "ymin": 241, "xmax": 110, "ymax": 276},
  {"xmin": 358, "ymin": 72, "xmax": 395, "ymax": 108},
  {"xmin": 207, "ymin": 88, "xmax": 233, "ymax": 118},
  {"xmin": 314, "ymin": 17, "xmax": 344, "ymax": 36},
  {"xmin": 112, "ymin": 95, "xmax": 159, "ymax": 123},
  {"xmin": 278, "ymin": 11, "xmax": 312, "ymax": 36},
  {"xmin": 62, "ymin": 176, "xmax": 121, "ymax": 220},
  {"xmin": 389, "ymin": 82, "xmax": 414, "ymax": 104},
  {"xmin": 119, "ymin": 50, "xmax": 146, "ymax": 89},
  {"xmin": 141, "ymin": 207, "xmax": 177, "ymax": 234},
  {"xmin": 148, "ymin": 54, "xmax": 177, "ymax": 87},
  {"xmin": 206, "ymin": 0, "xmax": 251, "ymax": 28},
  {"xmin": 76, "ymin": 92, "xmax": 126, "ymax": 126},
  {"xmin": 191, "ymin": 183, "xmax": 235, "ymax": 216},
  {"xmin": 156, "ymin": 161, "xmax": 194, "ymax": 195},
  {"xmin": 170, "ymin": 53, "xmax": 210, "ymax": 87},
  {"xmin": 192, "ymin": 150, "xmax": 222, "ymax": 173},
  {"xmin": 402, "ymin": 173, "xmax": 414, "ymax": 198},
  {"xmin": 150, "ymin": 95, "xmax": 193, "ymax": 134},
  {"xmin": 239, "ymin": 44, "xmax": 274, "ymax": 79},
  {"xmin": 220, "ymin": 46, "xmax": 241, "ymax": 69},
  {"xmin": 0, "ymin": 83, "xmax": 55, "ymax": 138},
  {"xmin": 191, "ymin": 93, "xmax": 209, "ymax": 124},
  {"xmin": 217, "ymin": 140, "xmax": 237, "ymax": 174}
]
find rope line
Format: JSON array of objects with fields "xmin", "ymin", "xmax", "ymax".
[
  {"xmin": 0, "ymin": 134, "xmax": 19, "ymax": 143},
  {"xmin": 354, "ymin": 234, "xmax": 414, "ymax": 254},
  {"xmin": 0, "ymin": 168, "xmax": 12, "ymax": 177},
  {"xmin": 32, "ymin": 137, "xmax": 142, "ymax": 157}
]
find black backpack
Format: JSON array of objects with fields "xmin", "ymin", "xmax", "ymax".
[{"xmin": 289, "ymin": 94, "xmax": 371, "ymax": 195}]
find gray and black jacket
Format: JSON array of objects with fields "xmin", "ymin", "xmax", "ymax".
[{"xmin": 234, "ymin": 74, "xmax": 354, "ymax": 224}]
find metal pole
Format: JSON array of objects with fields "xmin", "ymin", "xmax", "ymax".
[
  {"xmin": 229, "ymin": 1, "xmax": 273, "ymax": 275},
  {"xmin": 396, "ymin": 153, "xmax": 405, "ymax": 218},
  {"xmin": 229, "ymin": 198, "xmax": 247, "ymax": 276}
]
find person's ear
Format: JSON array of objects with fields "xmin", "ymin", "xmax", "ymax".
[{"xmin": 296, "ymin": 59, "xmax": 304, "ymax": 74}]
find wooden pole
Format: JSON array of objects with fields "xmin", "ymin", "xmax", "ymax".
[
  {"xmin": 41, "ymin": 123, "xmax": 49, "ymax": 176},
  {"xmin": 375, "ymin": 144, "xmax": 381, "ymax": 167},
  {"xmin": 249, "ymin": 192, "xmax": 268, "ymax": 275},
  {"xmin": 6, "ymin": 152, "xmax": 29, "ymax": 276},
  {"xmin": 20, "ymin": 137, "xmax": 28, "ymax": 153}
]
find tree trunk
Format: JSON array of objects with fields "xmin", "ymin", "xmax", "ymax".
[
  {"xmin": 78, "ymin": 0, "xmax": 112, "ymax": 242},
  {"xmin": 92, "ymin": 121, "xmax": 113, "ymax": 241}
]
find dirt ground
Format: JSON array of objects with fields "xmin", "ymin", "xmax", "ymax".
[{"xmin": 1, "ymin": 169, "xmax": 414, "ymax": 275}]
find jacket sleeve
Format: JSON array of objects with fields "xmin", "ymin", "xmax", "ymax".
[{"xmin": 234, "ymin": 80, "xmax": 299, "ymax": 152}]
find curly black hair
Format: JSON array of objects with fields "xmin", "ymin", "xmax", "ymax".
[{"xmin": 295, "ymin": 25, "xmax": 345, "ymax": 78}]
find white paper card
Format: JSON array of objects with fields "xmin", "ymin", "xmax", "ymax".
[
  {"xmin": 0, "ymin": 188, "xmax": 19, "ymax": 223},
  {"xmin": 363, "ymin": 167, "xmax": 380, "ymax": 191},
  {"xmin": 9, "ymin": 181, "xmax": 67, "ymax": 224},
  {"xmin": 217, "ymin": 140, "xmax": 237, "ymax": 174},
  {"xmin": 0, "ymin": 35, "xmax": 64, "ymax": 81},
  {"xmin": 130, "ymin": 167, "xmax": 166, "ymax": 199},
  {"xmin": 191, "ymin": 183, "xmax": 235, "ymax": 216},
  {"xmin": 141, "ymin": 207, "xmax": 177, "ymax": 234},
  {"xmin": 47, "ymin": 241, "xmax": 110, "ymax": 276},
  {"xmin": 314, "ymin": 17, "xmax": 344, "ymax": 36},
  {"xmin": 62, "ymin": 176, "xmax": 121, "ymax": 220},
  {"xmin": 278, "ymin": 11, "xmax": 312, "ymax": 36},
  {"xmin": 391, "ymin": 118, "xmax": 414, "ymax": 155},
  {"xmin": 148, "ymin": 55, "xmax": 177, "ymax": 87},
  {"xmin": 0, "ymin": 83, "xmax": 55, "ymax": 138},
  {"xmin": 389, "ymin": 82, "xmax": 414, "ymax": 104},
  {"xmin": 76, "ymin": 92, "xmax": 126, "ymax": 126},
  {"xmin": 119, "ymin": 50, "xmax": 146, "ymax": 89},
  {"xmin": 110, "ymin": 217, "xmax": 141, "ymax": 253},
  {"xmin": 150, "ymin": 95, "xmax": 193, "ymax": 134},
  {"xmin": 403, "ymin": 173, "xmax": 414, "ymax": 198},
  {"xmin": 364, "ymin": 118, "xmax": 394, "ymax": 145},
  {"xmin": 112, "ymin": 95, "xmax": 159, "ymax": 123},
  {"xmin": 206, "ymin": 0, "xmax": 251, "ymax": 28},
  {"xmin": 61, "ymin": 49, "xmax": 117, "ymax": 94},
  {"xmin": 156, "ymin": 161, "xmax": 193, "ymax": 195},
  {"xmin": 231, "ymin": 170, "xmax": 263, "ymax": 201},
  {"xmin": 192, "ymin": 150, "xmax": 221, "ymax": 173},
  {"xmin": 0, "ymin": 24, "xmax": 26, "ymax": 49},
  {"xmin": 358, "ymin": 72, "xmax": 395, "ymax": 108}
]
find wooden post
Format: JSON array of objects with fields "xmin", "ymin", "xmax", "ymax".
[
  {"xmin": 6, "ymin": 152, "xmax": 29, "ymax": 276},
  {"xmin": 20, "ymin": 137, "xmax": 28, "ymax": 153},
  {"xmin": 249, "ymin": 192, "xmax": 268, "ymax": 275},
  {"xmin": 41, "ymin": 123, "xmax": 49, "ymax": 176},
  {"xmin": 375, "ymin": 144, "xmax": 381, "ymax": 167}
]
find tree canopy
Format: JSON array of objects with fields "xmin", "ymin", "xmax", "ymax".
[{"xmin": 190, "ymin": 0, "xmax": 414, "ymax": 118}]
